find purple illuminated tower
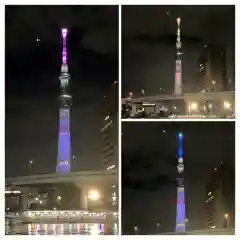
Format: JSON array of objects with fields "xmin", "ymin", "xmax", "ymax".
[
  {"xmin": 175, "ymin": 132, "xmax": 186, "ymax": 232},
  {"xmin": 174, "ymin": 18, "xmax": 183, "ymax": 95},
  {"xmin": 56, "ymin": 28, "xmax": 72, "ymax": 174}
]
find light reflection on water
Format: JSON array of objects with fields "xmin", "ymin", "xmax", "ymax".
[{"xmin": 6, "ymin": 222, "xmax": 118, "ymax": 235}]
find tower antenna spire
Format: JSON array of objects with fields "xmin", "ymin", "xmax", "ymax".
[
  {"xmin": 61, "ymin": 28, "xmax": 68, "ymax": 73},
  {"xmin": 176, "ymin": 17, "xmax": 181, "ymax": 54}
]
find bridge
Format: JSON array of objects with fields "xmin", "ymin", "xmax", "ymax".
[
  {"xmin": 5, "ymin": 169, "xmax": 117, "ymax": 211},
  {"xmin": 6, "ymin": 169, "xmax": 116, "ymax": 187},
  {"xmin": 122, "ymin": 91, "xmax": 235, "ymax": 117},
  {"xmin": 125, "ymin": 91, "xmax": 234, "ymax": 102}
]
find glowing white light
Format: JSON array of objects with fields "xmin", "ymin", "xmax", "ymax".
[
  {"xmin": 5, "ymin": 190, "xmax": 21, "ymax": 194},
  {"xmin": 177, "ymin": 17, "xmax": 181, "ymax": 26},
  {"xmin": 57, "ymin": 196, "xmax": 62, "ymax": 201},
  {"xmin": 178, "ymin": 157, "xmax": 183, "ymax": 163},
  {"xmin": 177, "ymin": 164, "xmax": 184, "ymax": 173},
  {"xmin": 105, "ymin": 115, "xmax": 110, "ymax": 121},
  {"xmin": 223, "ymin": 101, "xmax": 231, "ymax": 109},
  {"xmin": 106, "ymin": 165, "xmax": 115, "ymax": 170},
  {"xmin": 90, "ymin": 224, "xmax": 100, "ymax": 235},
  {"xmin": 189, "ymin": 102, "xmax": 198, "ymax": 110},
  {"xmin": 208, "ymin": 192, "xmax": 211, "ymax": 196},
  {"xmin": 61, "ymin": 94, "xmax": 72, "ymax": 98},
  {"xmin": 211, "ymin": 225, "xmax": 216, "ymax": 229},
  {"xmin": 88, "ymin": 190, "xmax": 100, "ymax": 200}
]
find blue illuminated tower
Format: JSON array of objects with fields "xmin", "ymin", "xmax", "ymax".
[
  {"xmin": 56, "ymin": 28, "xmax": 72, "ymax": 174},
  {"xmin": 174, "ymin": 18, "xmax": 183, "ymax": 95},
  {"xmin": 175, "ymin": 132, "xmax": 186, "ymax": 232}
]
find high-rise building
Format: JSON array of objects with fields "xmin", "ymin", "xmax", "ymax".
[
  {"xmin": 175, "ymin": 132, "xmax": 186, "ymax": 233},
  {"xmin": 199, "ymin": 43, "xmax": 227, "ymax": 92},
  {"xmin": 101, "ymin": 81, "xmax": 118, "ymax": 210},
  {"xmin": 101, "ymin": 81, "xmax": 118, "ymax": 171},
  {"xmin": 174, "ymin": 18, "xmax": 183, "ymax": 96},
  {"xmin": 205, "ymin": 162, "xmax": 235, "ymax": 229},
  {"xmin": 56, "ymin": 29, "xmax": 72, "ymax": 174}
]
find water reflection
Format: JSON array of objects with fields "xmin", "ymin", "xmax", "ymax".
[{"xmin": 6, "ymin": 222, "xmax": 118, "ymax": 235}]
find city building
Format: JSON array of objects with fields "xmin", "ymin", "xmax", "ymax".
[
  {"xmin": 101, "ymin": 81, "xmax": 118, "ymax": 209},
  {"xmin": 101, "ymin": 81, "xmax": 118, "ymax": 171},
  {"xmin": 205, "ymin": 162, "xmax": 235, "ymax": 229},
  {"xmin": 199, "ymin": 43, "xmax": 227, "ymax": 92}
]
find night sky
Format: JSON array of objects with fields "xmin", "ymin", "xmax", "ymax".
[
  {"xmin": 122, "ymin": 122, "xmax": 235, "ymax": 234},
  {"xmin": 122, "ymin": 5, "xmax": 235, "ymax": 96},
  {"xmin": 5, "ymin": 5, "xmax": 118, "ymax": 177}
]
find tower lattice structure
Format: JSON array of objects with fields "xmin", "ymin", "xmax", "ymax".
[
  {"xmin": 175, "ymin": 132, "xmax": 186, "ymax": 232},
  {"xmin": 174, "ymin": 18, "xmax": 183, "ymax": 95},
  {"xmin": 56, "ymin": 28, "xmax": 72, "ymax": 174}
]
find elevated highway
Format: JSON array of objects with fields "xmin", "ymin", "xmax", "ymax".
[
  {"xmin": 122, "ymin": 91, "xmax": 235, "ymax": 117},
  {"xmin": 5, "ymin": 170, "xmax": 117, "ymax": 210},
  {"xmin": 123, "ymin": 91, "xmax": 234, "ymax": 102},
  {"xmin": 6, "ymin": 169, "xmax": 117, "ymax": 187}
]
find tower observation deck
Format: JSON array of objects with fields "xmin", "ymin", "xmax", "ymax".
[{"xmin": 56, "ymin": 28, "xmax": 72, "ymax": 174}]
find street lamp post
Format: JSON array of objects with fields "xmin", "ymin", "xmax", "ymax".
[
  {"xmin": 224, "ymin": 213, "xmax": 229, "ymax": 228},
  {"xmin": 133, "ymin": 226, "xmax": 138, "ymax": 235},
  {"xmin": 56, "ymin": 196, "xmax": 62, "ymax": 208},
  {"xmin": 28, "ymin": 160, "xmax": 33, "ymax": 174},
  {"xmin": 156, "ymin": 222, "xmax": 160, "ymax": 234}
]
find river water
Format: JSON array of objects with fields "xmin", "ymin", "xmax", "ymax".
[{"xmin": 5, "ymin": 221, "xmax": 118, "ymax": 235}]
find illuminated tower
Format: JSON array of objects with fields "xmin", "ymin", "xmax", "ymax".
[
  {"xmin": 174, "ymin": 18, "xmax": 183, "ymax": 95},
  {"xmin": 56, "ymin": 28, "xmax": 72, "ymax": 174},
  {"xmin": 175, "ymin": 132, "xmax": 186, "ymax": 232}
]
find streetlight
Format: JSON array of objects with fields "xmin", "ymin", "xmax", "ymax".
[
  {"xmin": 190, "ymin": 102, "xmax": 198, "ymax": 110},
  {"xmin": 223, "ymin": 101, "xmax": 231, "ymax": 109},
  {"xmin": 29, "ymin": 160, "xmax": 33, "ymax": 172},
  {"xmin": 88, "ymin": 190, "xmax": 100, "ymax": 201},
  {"xmin": 156, "ymin": 222, "xmax": 160, "ymax": 234},
  {"xmin": 133, "ymin": 226, "xmax": 138, "ymax": 235},
  {"xmin": 224, "ymin": 213, "xmax": 229, "ymax": 228},
  {"xmin": 56, "ymin": 196, "xmax": 62, "ymax": 207}
]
